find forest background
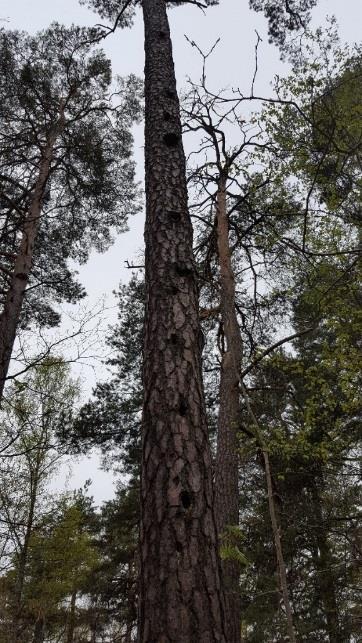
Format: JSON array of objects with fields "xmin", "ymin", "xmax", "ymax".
[
  {"xmin": 0, "ymin": 0, "xmax": 361, "ymax": 641},
  {"xmin": 2, "ymin": 0, "xmax": 360, "ymax": 504}
]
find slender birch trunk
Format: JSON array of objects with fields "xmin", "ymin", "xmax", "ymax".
[
  {"xmin": 0, "ymin": 106, "xmax": 64, "ymax": 402},
  {"xmin": 214, "ymin": 177, "xmax": 243, "ymax": 643},
  {"xmin": 139, "ymin": 0, "xmax": 226, "ymax": 640}
]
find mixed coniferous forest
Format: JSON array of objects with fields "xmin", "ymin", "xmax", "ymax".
[{"xmin": 0, "ymin": 0, "xmax": 361, "ymax": 641}]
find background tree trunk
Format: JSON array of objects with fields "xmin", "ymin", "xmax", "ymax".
[
  {"xmin": 139, "ymin": 0, "xmax": 226, "ymax": 640},
  {"xmin": 0, "ymin": 108, "xmax": 64, "ymax": 403},
  {"xmin": 66, "ymin": 589, "xmax": 77, "ymax": 643},
  {"xmin": 241, "ymin": 382, "xmax": 297, "ymax": 643},
  {"xmin": 32, "ymin": 617, "xmax": 45, "ymax": 643},
  {"xmin": 214, "ymin": 179, "xmax": 243, "ymax": 643},
  {"xmin": 311, "ymin": 486, "xmax": 341, "ymax": 643},
  {"xmin": 263, "ymin": 450, "xmax": 296, "ymax": 643},
  {"xmin": 13, "ymin": 464, "xmax": 40, "ymax": 642}
]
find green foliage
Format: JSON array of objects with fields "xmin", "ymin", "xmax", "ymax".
[
  {"xmin": 249, "ymin": 0, "xmax": 317, "ymax": 46},
  {"xmin": 17, "ymin": 499, "xmax": 99, "ymax": 622},
  {"xmin": 220, "ymin": 526, "xmax": 249, "ymax": 567},
  {"xmin": 80, "ymin": 0, "xmax": 219, "ymax": 28},
  {"xmin": 261, "ymin": 25, "xmax": 362, "ymax": 233}
]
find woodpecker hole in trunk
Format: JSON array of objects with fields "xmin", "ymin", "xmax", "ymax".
[
  {"xmin": 168, "ymin": 209, "xmax": 181, "ymax": 222},
  {"xmin": 176, "ymin": 264, "xmax": 193, "ymax": 277},
  {"xmin": 170, "ymin": 333, "xmax": 178, "ymax": 345},
  {"xmin": 179, "ymin": 398, "xmax": 188, "ymax": 416},
  {"xmin": 176, "ymin": 541, "xmax": 183, "ymax": 553},
  {"xmin": 163, "ymin": 132, "xmax": 179, "ymax": 147},
  {"xmin": 163, "ymin": 111, "xmax": 171, "ymax": 121},
  {"xmin": 180, "ymin": 491, "xmax": 192, "ymax": 509}
]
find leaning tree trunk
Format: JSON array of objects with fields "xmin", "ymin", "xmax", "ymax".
[
  {"xmin": 0, "ymin": 109, "xmax": 64, "ymax": 403},
  {"xmin": 139, "ymin": 0, "xmax": 226, "ymax": 640},
  {"xmin": 214, "ymin": 178, "xmax": 243, "ymax": 643}
]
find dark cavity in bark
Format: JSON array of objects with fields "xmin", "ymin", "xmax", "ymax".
[{"xmin": 163, "ymin": 132, "xmax": 180, "ymax": 147}]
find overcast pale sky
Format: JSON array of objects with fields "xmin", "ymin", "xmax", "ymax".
[{"xmin": 2, "ymin": 0, "xmax": 361, "ymax": 504}]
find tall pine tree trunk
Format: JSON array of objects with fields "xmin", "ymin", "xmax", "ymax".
[
  {"xmin": 0, "ymin": 109, "xmax": 64, "ymax": 402},
  {"xmin": 214, "ymin": 178, "xmax": 242, "ymax": 643},
  {"xmin": 139, "ymin": 0, "xmax": 226, "ymax": 640}
]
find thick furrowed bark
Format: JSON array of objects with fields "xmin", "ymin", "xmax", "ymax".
[
  {"xmin": 0, "ymin": 112, "xmax": 63, "ymax": 403},
  {"xmin": 214, "ymin": 180, "xmax": 243, "ymax": 643},
  {"xmin": 139, "ymin": 1, "xmax": 226, "ymax": 640}
]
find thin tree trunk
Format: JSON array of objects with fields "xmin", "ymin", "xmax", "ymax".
[
  {"xmin": 263, "ymin": 450, "xmax": 296, "ymax": 643},
  {"xmin": 66, "ymin": 589, "xmax": 77, "ymax": 643},
  {"xmin": 139, "ymin": 0, "xmax": 226, "ymax": 640},
  {"xmin": 214, "ymin": 178, "xmax": 242, "ymax": 643},
  {"xmin": 32, "ymin": 616, "xmax": 45, "ymax": 643},
  {"xmin": 0, "ymin": 107, "xmax": 64, "ymax": 402},
  {"xmin": 13, "ymin": 470, "xmax": 40, "ymax": 642},
  {"xmin": 311, "ymin": 486, "xmax": 341, "ymax": 643},
  {"xmin": 241, "ymin": 382, "xmax": 297, "ymax": 643}
]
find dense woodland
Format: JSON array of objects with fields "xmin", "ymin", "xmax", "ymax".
[{"xmin": 0, "ymin": 0, "xmax": 360, "ymax": 641}]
